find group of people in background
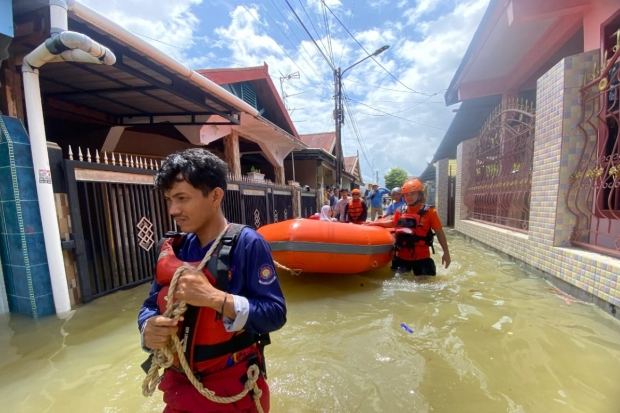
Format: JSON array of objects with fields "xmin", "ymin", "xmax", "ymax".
[{"xmin": 314, "ymin": 179, "xmax": 451, "ymax": 277}]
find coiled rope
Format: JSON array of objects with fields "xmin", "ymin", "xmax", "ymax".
[{"xmin": 141, "ymin": 224, "xmax": 264, "ymax": 413}]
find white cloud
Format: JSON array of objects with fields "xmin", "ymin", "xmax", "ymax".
[
  {"xmin": 78, "ymin": 0, "xmax": 202, "ymax": 62},
  {"xmin": 73, "ymin": 0, "xmax": 489, "ymax": 185},
  {"xmin": 404, "ymin": 0, "xmax": 440, "ymax": 25}
]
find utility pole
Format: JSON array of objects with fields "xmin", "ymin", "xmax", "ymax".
[
  {"xmin": 334, "ymin": 67, "xmax": 343, "ymax": 187},
  {"xmin": 333, "ymin": 45, "xmax": 390, "ymax": 188}
]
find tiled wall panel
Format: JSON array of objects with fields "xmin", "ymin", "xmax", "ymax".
[{"xmin": 455, "ymin": 51, "xmax": 620, "ymax": 308}]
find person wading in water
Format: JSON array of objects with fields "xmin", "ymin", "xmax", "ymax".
[{"xmin": 138, "ymin": 148, "xmax": 286, "ymax": 412}]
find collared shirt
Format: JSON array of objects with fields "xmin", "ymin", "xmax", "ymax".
[
  {"xmin": 385, "ymin": 199, "xmax": 406, "ymax": 216},
  {"xmin": 366, "ymin": 188, "xmax": 390, "ymax": 208},
  {"xmin": 138, "ymin": 227, "xmax": 287, "ymax": 350},
  {"xmin": 334, "ymin": 197, "xmax": 349, "ymax": 222}
]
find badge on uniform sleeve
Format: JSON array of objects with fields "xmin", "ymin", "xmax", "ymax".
[{"xmin": 258, "ymin": 264, "xmax": 276, "ymax": 285}]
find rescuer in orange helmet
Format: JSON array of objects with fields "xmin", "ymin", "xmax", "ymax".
[{"xmin": 366, "ymin": 179, "xmax": 451, "ymax": 275}]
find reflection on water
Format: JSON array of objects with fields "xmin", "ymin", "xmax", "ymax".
[{"xmin": 1, "ymin": 235, "xmax": 619, "ymax": 412}]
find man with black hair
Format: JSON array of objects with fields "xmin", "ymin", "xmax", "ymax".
[{"xmin": 138, "ymin": 148, "xmax": 286, "ymax": 412}]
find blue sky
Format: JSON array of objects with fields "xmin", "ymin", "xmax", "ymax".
[{"xmin": 83, "ymin": 0, "xmax": 489, "ymax": 185}]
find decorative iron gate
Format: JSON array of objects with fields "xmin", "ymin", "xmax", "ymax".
[
  {"xmin": 567, "ymin": 50, "xmax": 620, "ymax": 257},
  {"xmin": 301, "ymin": 191, "xmax": 317, "ymax": 217},
  {"xmin": 464, "ymin": 100, "xmax": 536, "ymax": 232},
  {"xmin": 65, "ymin": 149, "xmax": 297, "ymax": 301},
  {"xmin": 65, "ymin": 155, "xmax": 171, "ymax": 302}
]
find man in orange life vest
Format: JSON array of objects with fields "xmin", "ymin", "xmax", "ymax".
[
  {"xmin": 344, "ymin": 188, "xmax": 368, "ymax": 224},
  {"xmin": 366, "ymin": 179, "xmax": 451, "ymax": 275},
  {"xmin": 138, "ymin": 149, "xmax": 286, "ymax": 412}
]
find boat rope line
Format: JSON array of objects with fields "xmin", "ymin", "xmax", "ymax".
[
  {"xmin": 141, "ymin": 224, "xmax": 265, "ymax": 413},
  {"xmin": 268, "ymin": 241, "xmax": 394, "ymax": 255},
  {"xmin": 273, "ymin": 260, "xmax": 303, "ymax": 275}
]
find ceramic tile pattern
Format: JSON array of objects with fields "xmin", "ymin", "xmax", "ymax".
[
  {"xmin": 0, "ymin": 116, "xmax": 54, "ymax": 317},
  {"xmin": 455, "ymin": 51, "xmax": 620, "ymax": 307},
  {"xmin": 435, "ymin": 158, "xmax": 449, "ymax": 224}
]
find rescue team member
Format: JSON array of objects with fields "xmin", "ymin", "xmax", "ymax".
[
  {"xmin": 366, "ymin": 183, "xmax": 390, "ymax": 221},
  {"xmin": 344, "ymin": 188, "xmax": 368, "ymax": 224},
  {"xmin": 367, "ymin": 179, "xmax": 451, "ymax": 275},
  {"xmin": 138, "ymin": 148, "xmax": 287, "ymax": 413}
]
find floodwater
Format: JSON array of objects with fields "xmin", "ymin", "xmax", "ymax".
[{"xmin": 1, "ymin": 233, "xmax": 619, "ymax": 413}]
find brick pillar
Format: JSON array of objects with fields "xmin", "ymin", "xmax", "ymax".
[
  {"xmin": 435, "ymin": 158, "xmax": 450, "ymax": 224},
  {"xmin": 529, "ymin": 49, "xmax": 600, "ymax": 247},
  {"xmin": 291, "ymin": 183, "xmax": 301, "ymax": 218},
  {"xmin": 224, "ymin": 130, "xmax": 241, "ymax": 178},
  {"xmin": 455, "ymin": 138, "xmax": 477, "ymax": 233},
  {"xmin": 274, "ymin": 165, "xmax": 285, "ymax": 186}
]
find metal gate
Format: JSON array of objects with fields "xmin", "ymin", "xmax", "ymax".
[
  {"xmin": 65, "ymin": 151, "xmax": 297, "ymax": 301},
  {"xmin": 65, "ymin": 157, "xmax": 172, "ymax": 302},
  {"xmin": 301, "ymin": 191, "xmax": 317, "ymax": 217},
  {"xmin": 447, "ymin": 176, "xmax": 456, "ymax": 227}
]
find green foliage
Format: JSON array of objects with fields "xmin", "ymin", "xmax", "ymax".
[
  {"xmin": 250, "ymin": 166, "xmax": 261, "ymax": 173},
  {"xmin": 384, "ymin": 167, "xmax": 409, "ymax": 190}
]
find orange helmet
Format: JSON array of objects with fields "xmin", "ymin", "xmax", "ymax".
[{"xmin": 401, "ymin": 179, "xmax": 424, "ymax": 194}]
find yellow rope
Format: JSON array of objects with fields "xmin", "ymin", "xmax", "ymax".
[
  {"xmin": 141, "ymin": 224, "xmax": 264, "ymax": 413},
  {"xmin": 273, "ymin": 260, "xmax": 302, "ymax": 276}
]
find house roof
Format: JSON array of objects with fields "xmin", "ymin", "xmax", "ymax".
[
  {"xmin": 445, "ymin": 0, "xmax": 586, "ymax": 105},
  {"xmin": 432, "ymin": 94, "xmax": 501, "ymax": 162},
  {"xmin": 419, "ymin": 163, "xmax": 436, "ymax": 183},
  {"xmin": 197, "ymin": 64, "xmax": 299, "ymax": 139},
  {"xmin": 298, "ymin": 132, "xmax": 336, "ymax": 153},
  {"xmin": 11, "ymin": 2, "xmax": 256, "ymax": 126},
  {"xmin": 343, "ymin": 155, "xmax": 358, "ymax": 175}
]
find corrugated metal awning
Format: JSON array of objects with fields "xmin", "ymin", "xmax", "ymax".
[{"xmin": 38, "ymin": 16, "xmax": 247, "ymax": 126}]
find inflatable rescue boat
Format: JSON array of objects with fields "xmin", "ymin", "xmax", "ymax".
[{"xmin": 257, "ymin": 219, "xmax": 394, "ymax": 274}]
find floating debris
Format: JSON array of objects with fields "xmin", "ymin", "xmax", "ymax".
[{"xmin": 400, "ymin": 323, "xmax": 414, "ymax": 333}]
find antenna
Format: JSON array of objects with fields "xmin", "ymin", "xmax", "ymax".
[{"xmin": 279, "ymin": 71, "xmax": 300, "ymax": 112}]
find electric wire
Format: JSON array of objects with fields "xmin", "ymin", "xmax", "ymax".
[
  {"xmin": 337, "ymin": 0, "xmax": 356, "ymax": 67},
  {"xmin": 283, "ymin": 0, "xmax": 334, "ymax": 70},
  {"xmin": 295, "ymin": 0, "xmax": 333, "ymax": 66},
  {"xmin": 340, "ymin": 84, "xmax": 374, "ymax": 172},
  {"xmin": 242, "ymin": 1, "xmax": 332, "ymax": 94},
  {"xmin": 346, "ymin": 96, "xmax": 448, "ymax": 130},
  {"xmin": 344, "ymin": 78, "xmax": 446, "ymax": 96},
  {"xmin": 322, "ymin": 0, "xmax": 435, "ymax": 96}
]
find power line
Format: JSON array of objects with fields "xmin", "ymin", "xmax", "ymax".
[
  {"xmin": 341, "ymin": 84, "xmax": 373, "ymax": 171},
  {"xmin": 337, "ymin": 0, "xmax": 356, "ymax": 67},
  {"xmin": 238, "ymin": 1, "xmax": 331, "ymax": 96},
  {"xmin": 295, "ymin": 0, "xmax": 333, "ymax": 66},
  {"xmin": 321, "ymin": 1, "xmax": 335, "ymax": 65},
  {"xmin": 356, "ymin": 92, "xmax": 444, "ymax": 116},
  {"xmin": 344, "ymin": 78, "xmax": 446, "ymax": 95},
  {"xmin": 322, "ymin": 0, "xmax": 434, "ymax": 96},
  {"xmin": 283, "ymin": 0, "xmax": 334, "ymax": 70},
  {"xmin": 346, "ymin": 96, "xmax": 448, "ymax": 130}
]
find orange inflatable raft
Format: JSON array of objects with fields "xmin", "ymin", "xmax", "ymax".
[{"xmin": 257, "ymin": 219, "xmax": 394, "ymax": 274}]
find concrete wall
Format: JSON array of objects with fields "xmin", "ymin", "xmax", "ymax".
[
  {"xmin": 455, "ymin": 50, "xmax": 620, "ymax": 313},
  {"xmin": 284, "ymin": 159, "xmax": 317, "ymax": 188}
]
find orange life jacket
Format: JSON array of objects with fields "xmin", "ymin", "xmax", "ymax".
[
  {"xmin": 154, "ymin": 224, "xmax": 267, "ymax": 375},
  {"xmin": 347, "ymin": 199, "xmax": 364, "ymax": 222},
  {"xmin": 394, "ymin": 204, "xmax": 435, "ymax": 260}
]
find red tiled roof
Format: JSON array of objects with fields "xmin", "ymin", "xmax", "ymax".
[
  {"xmin": 299, "ymin": 132, "xmax": 336, "ymax": 153},
  {"xmin": 196, "ymin": 63, "xmax": 299, "ymax": 139},
  {"xmin": 344, "ymin": 155, "xmax": 358, "ymax": 175}
]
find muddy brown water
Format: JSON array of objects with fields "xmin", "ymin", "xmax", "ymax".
[{"xmin": 1, "ymin": 234, "xmax": 619, "ymax": 412}]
